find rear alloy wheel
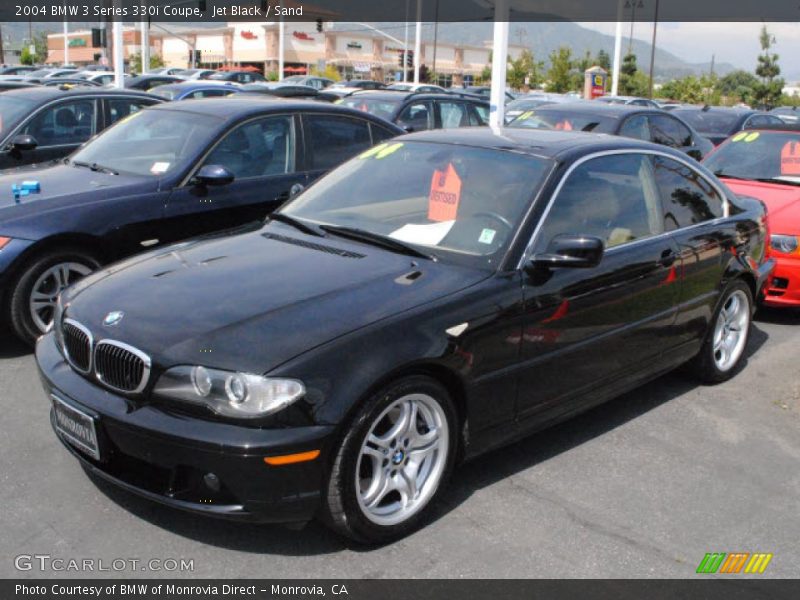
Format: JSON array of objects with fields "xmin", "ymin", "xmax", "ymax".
[
  {"xmin": 323, "ymin": 376, "xmax": 457, "ymax": 543},
  {"xmin": 689, "ymin": 281, "xmax": 753, "ymax": 384},
  {"xmin": 8, "ymin": 249, "xmax": 99, "ymax": 346}
]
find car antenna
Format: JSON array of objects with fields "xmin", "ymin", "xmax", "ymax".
[{"xmin": 702, "ymin": 104, "xmax": 711, "ymax": 112}]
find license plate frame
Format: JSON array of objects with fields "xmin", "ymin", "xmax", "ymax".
[{"xmin": 51, "ymin": 394, "xmax": 101, "ymax": 461}]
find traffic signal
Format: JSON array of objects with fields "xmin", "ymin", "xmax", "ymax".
[
  {"xmin": 398, "ymin": 51, "xmax": 404, "ymax": 68},
  {"xmin": 406, "ymin": 50, "xmax": 414, "ymax": 68},
  {"xmin": 316, "ymin": 19, "xmax": 323, "ymax": 33},
  {"xmin": 91, "ymin": 28, "xmax": 106, "ymax": 48}
]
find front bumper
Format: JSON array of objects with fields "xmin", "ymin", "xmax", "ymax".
[
  {"xmin": 36, "ymin": 331, "xmax": 335, "ymax": 523},
  {"xmin": 762, "ymin": 255, "xmax": 800, "ymax": 307}
]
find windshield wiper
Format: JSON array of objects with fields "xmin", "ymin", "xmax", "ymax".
[
  {"xmin": 320, "ymin": 224, "xmax": 436, "ymax": 261},
  {"xmin": 269, "ymin": 212, "xmax": 326, "ymax": 237},
  {"xmin": 713, "ymin": 170, "xmax": 749, "ymax": 181},
  {"xmin": 71, "ymin": 160, "xmax": 118, "ymax": 175},
  {"xmin": 753, "ymin": 177, "xmax": 800, "ymax": 187}
]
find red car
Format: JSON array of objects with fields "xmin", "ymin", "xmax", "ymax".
[{"xmin": 704, "ymin": 126, "xmax": 800, "ymax": 307}]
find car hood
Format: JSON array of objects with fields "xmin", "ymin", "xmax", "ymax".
[
  {"xmin": 63, "ymin": 223, "xmax": 490, "ymax": 374},
  {"xmin": 724, "ymin": 179, "xmax": 800, "ymax": 234},
  {"xmin": 0, "ymin": 163, "xmax": 155, "ymax": 231}
]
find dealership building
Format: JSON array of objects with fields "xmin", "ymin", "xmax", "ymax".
[{"xmin": 48, "ymin": 22, "xmax": 525, "ymax": 86}]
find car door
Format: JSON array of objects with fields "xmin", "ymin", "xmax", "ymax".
[
  {"xmin": 163, "ymin": 113, "xmax": 305, "ymax": 241},
  {"xmin": 651, "ymin": 154, "xmax": 728, "ymax": 347},
  {"xmin": 649, "ymin": 113, "xmax": 702, "ymax": 160},
  {"xmin": 396, "ymin": 100, "xmax": 434, "ymax": 132},
  {"xmin": 618, "ymin": 114, "xmax": 651, "ymax": 142},
  {"xmin": 517, "ymin": 152, "xmax": 680, "ymax": 423},
  {"xmin": 436, "ymin": 100, "xmax": 472, "ymax": 129},
  {"xmin": 300, "ymin": 113, "xmax": 376, "ymax": 187},
  {"xmin": 3, "ymin": 98, "xmax": 98, "ymax": 168}
]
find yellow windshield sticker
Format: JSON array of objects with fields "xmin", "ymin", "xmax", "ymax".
[
  {"xmin": 744, "ymin": 132, "xmax": 760, "ymax": 142},
  {"xmin": 518, "ymin": 111, "xmax": 534, "ymax": 120},
  {"xmin": 117, "ymin": 111, "xmax": 141, "ymax": 126},
  {"xmin": 375, "ymin": 142, "xmax": 404, "ymax": 159},
  {"xmin": 358, "ymin": 143, "xmax": 388, "ymax": 159},
  {"xmin": 732, "ymin": 132, "xmax": 748, "ymax": 142}
]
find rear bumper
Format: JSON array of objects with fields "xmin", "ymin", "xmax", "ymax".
[
  {"xmin": 37, "ymin": 331, "xmax": 335, "ymax": 523},
  {"xmin": 762, "ymin": 255, "xmax": 800, "ymax": 307}
]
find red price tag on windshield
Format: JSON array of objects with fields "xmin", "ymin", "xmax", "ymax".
[
  {"xmin": 781, "ymin": 141, "xmax": 800, "ymax": 175},
  {"xmin": 428, "ymin": 163, "xmax": 462, "ymax": 222}
]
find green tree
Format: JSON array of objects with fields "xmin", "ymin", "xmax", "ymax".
[
  {"xmin": 569, "ymin": 50, "xmax": 593, "ymax": 91},
  {"xmin": 752, "ymin": 25, "xmax": 784, "ymax": 108},
  {"xmin": 617, "ymin": 53, "xmax": 649, "ymax": 96},
  {"xmin": 128, "ymin": 52, "xmax": 165, "ymax": 74},
  {"xmin": 596, "ymin": 49, "xmax": 611, "ymax": 71},
  {"xmin": 20, "ymin": 31, "xmax": 48, "ymax": 65},
  {"xmin": 717, "ymin": 69, "xmax": 759, "ymax": 104},
  {"xmin": 507, "ymin": 49, "xmax": 544, "ymax": 90},
  {"xmin": 546, "ymin": 46, "xmax": 573, "ymax": 93}
]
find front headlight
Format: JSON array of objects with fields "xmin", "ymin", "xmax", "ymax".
[
  {"xmin": 770, "ymin": 234, "xmax": 799, "ymax": 254},
  {"xmin": 153, "ymin": 366, "xmax": 305, "ymax": 418}
]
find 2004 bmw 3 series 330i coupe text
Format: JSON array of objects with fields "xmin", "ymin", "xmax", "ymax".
[{"xmin": 37, "ymin": 129, "xmax": 774, "ymax": 544}]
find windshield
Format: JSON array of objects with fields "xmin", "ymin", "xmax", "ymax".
[
  {"xmin": 281, "ymin": 141, "xmax": 552, "ymax": 269},
  {"xmin": 509, "ymin": 109, "xmax": 612, "ymax": 132},
  {"xmin": 705, "ymin": 131, "xmax": 800, "ymax": 184},
  {"xmin": 70, "ymin": 109, "xmax": 221, "ymax": 177},
  {"xmin": 337, "ymin": 96, "xmax": 402, "ymax": 120},
  {"xmin": 26, "ymin": 69, "xmax": 53, "ymax": 77},
  {"xmin": 0, "ymin": 96, "xmax": 36, "ymax": 138},
  {"xmin": 672, "ymin": 110, "xmax": 740, "ymax": 134}
]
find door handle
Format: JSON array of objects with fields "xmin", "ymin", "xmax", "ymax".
[{"xmin": 659, "ymin": 248, "xmax": 677, "ymax": 267}]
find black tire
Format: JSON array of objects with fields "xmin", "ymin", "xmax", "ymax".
[
  {"xmin": 687, "ymin": 280, "xmax": 753, "ymax": 384},
  {"xmin": 7, "ymin": 248, "xmax": 100, "ymax": 346},
  {"xmin": 322, "ymin": 375, "xmax": 458, "ymax": 544}
]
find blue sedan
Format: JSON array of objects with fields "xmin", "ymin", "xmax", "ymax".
[{"xmin": 150, "ymin": 81, "xmax": 241, "ymax": 101}]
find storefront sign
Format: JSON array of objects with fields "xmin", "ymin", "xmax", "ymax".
[
  {"xmin": 68, "ymin": 38, "xmax": 87, "ymax": 47},
  {"xmin": 240, "ymin": 30, "xmax": 258, "ymax": 40},
  {"xmin": 347, "ymin": 41, "xmax": 363, "ymax": 50}
]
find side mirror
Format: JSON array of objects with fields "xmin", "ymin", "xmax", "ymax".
[
  {"xmin": 11, "ymin": 134, "xmax": 38, "ymax": 152},
  {"xmin": 529, "ymin": 234, "xmax": 604, "ymax": 270},
  {"xmin": 398, "ymin": 123, "xmax": 414, "ymax": 133},
  {"xmin": 193, "ymin": 164, "xmax": 234, "ymax": 187}
]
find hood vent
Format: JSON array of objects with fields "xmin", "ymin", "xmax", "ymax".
[{"xmin": 262, "ymin": 233, "xmax": 366, "ymax": 259}]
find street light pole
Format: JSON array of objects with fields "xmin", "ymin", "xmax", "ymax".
[
  {"xmin": 414, "ymin": 0, "xmax": 421, "ymax": 83},
  {"xmin": 648, "ymin": 0, "xmax": 660, "ymax": 99},
  {"xmin": 489, "ymin": 0, "xmax": 509, "ymax": 128},
  {"xmin": 611, "ymin": 0, "xmax": 623, "ymax": 96},
  {"xmin": 403, "ymin": 0, "xmax": 409, "ymax": 82},
  {"xmin": 63, "ymin": 16, "xmax": 69, "ymax": 66}
]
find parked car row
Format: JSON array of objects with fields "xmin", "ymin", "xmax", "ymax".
[{"xmin": 0, "ymin": 78, "xmax": 796, "ymax": 547}]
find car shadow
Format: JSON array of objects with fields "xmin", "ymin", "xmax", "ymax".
[
  {"xmin": 755, "ymin": 305, "xmax": 800, "ymax": 326},
  {"xmin": 86, "ymin": 323, "xmax": 769, "ymax": 554},
  {"xmin": 0, "ymin": 326, "xmax": 31, "ymax": 359}
]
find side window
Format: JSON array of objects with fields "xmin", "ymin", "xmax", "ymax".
[
  {"xmin": 304, "ymin": 114, "xmax": 372, "ymax": 170},
  {"xmin": 397, "ymin": 102, "xmax": 432, "ymax": 131},
  {"xmin": 650, "ymin": 114, "xmax": 692, "ymax": 147},
  {"xmin": 202, "ymin": 115, "xmax": 294, "ymax": 179},
  {"xmin": 467, "ymin": 104, "xmax": 486, "ymax": 126},
  {"xmin": 652, "ymin": 156, "xmax": 724, "ymax": 230},
  {"xmin": 369, "ymin": 122, "xmax": 398, "ymax": 144},
  {"xmin": 23, "ymin": 100, "xmax": 95, "ymax": 146},
  {"xmin": 473, "ymin": 103, "xmax": 490, "ymax": 124},
  {"xmin": 536, "ymin": 154, "xmax": 664, "ymax": 250},
  {"xmin": 439, "ymin": 101, "xmax": 470, "ymax": 129},
  {"xmin": 619, "ymin": 115, "xmax": 650, "ymax": 141},
  {"xmin": 193, "ymin": 89, "xmax": 229, "ymax": 99},
  {"xmin": 107, "ymin": 98, "xmax": 153, "ymax": 125}
]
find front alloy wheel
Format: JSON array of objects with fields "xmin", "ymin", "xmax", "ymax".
[
  {"xmin": 356, "ymin": 393, "xmax": 449, "ymax": 527},
  {"xmin": 323, "ymin": 375, "xmax": 457, "ymax": 543},
  {"xmin": 29, "ymin": 262, "xmax": 93, "ymax": 332}
]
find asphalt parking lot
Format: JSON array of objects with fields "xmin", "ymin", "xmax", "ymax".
[{"xmin": 1, "ymin": 309, "xmax": 799, "ymax": 579}]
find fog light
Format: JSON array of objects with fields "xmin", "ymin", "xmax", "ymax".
[{"xmin": 203, "ymin": 472, "xmax": 221, "ymax": 492}]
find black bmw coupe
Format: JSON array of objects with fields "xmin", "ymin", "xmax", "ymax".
[{"xmin": 38, "ymin": 129, "xmax": 773, "ymax": 543}]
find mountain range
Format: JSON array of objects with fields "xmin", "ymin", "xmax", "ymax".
[{"xmin": 0, "ymin": 19, "xmax": 739, "ymax": 81}]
